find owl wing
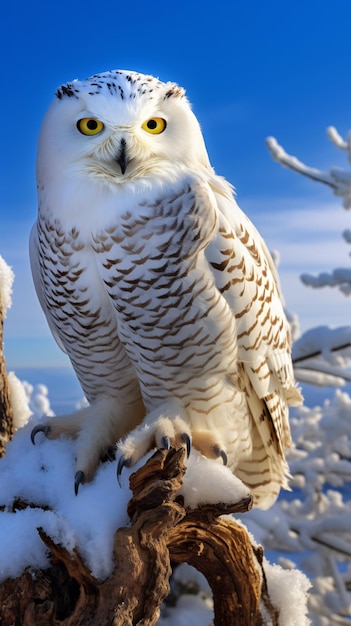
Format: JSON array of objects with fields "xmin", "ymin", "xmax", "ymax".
[
  {"xmin": 29, "ymin": 223, "xmax": 68, "ymax": 355},
  {"xmin": 212, "ymin": 194, "xmax": 297, "ymax": 377},
  {"xmin": 203, "ymin": 180, "xmax": 302, "ymax": 503}
]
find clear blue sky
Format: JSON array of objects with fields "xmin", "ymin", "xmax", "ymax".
[{"xmin": 1, "ymin": 0, "xmax": 351, "ymax": 369}]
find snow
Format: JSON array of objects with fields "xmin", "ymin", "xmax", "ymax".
[
  {"xmin": 0, "ymin": 416, "xmax": 134, "ymax": 581},
  {"xmin": 293, "ymin": 326, "xmax": 351, "ymax": 363},
  {"xmin": 301, "ymin": 269, "xmax": 351, "ymax": 295},
  {"xmin": 0, "ymin": 254, "xmax": 14, "ymax": 316},
  {"xmin": 0, "ymin": 408, "xmax": 249, "ymax": 582},
  {"xmin": 179, "ymin": 448, "xmax": 250, "ymax": 508},
  {"xmin": 7, "ymin": 372, "xmax": 32, "ymax": 429},
  {"xmin": 292, "ymin": 325, "xmax": 351, "ymax": 387},
  {"xmin": 157, "ymin": 593, "xmax": 214, "ymax": 626},
  {"xmin": 264, "ymin": 562, "xmax": 311, "ymax": 626}
]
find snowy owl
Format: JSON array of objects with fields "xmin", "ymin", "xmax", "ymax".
[{"xmin": 30, "ymin": 69, "xmax": 302, "ymax": 508}]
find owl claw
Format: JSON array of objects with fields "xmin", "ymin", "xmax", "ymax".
[
  {"xmin": 31, "ymin": 424, "xmax": 51, "ymax": 445},
  {"xmin": 220, "ymin": 450, "xmax": 228, "ymax": 466},
  {"xmin": 117, "ymin": 455, "xmax": 131, "ymax": 487},
  {"xmin": 181, "ymin": 433, "xmax": 192, "ymax": 458},
  {"xmin": 160, "ymin": 436, "xmax": 171, "ymax": 450},
  {"xmin": 212, "ymin": 444, "xmax": 228, "ymax": 465},
  {"xmin": 74, "ymin": 470, "xmax": 85, "ymax": 496}
]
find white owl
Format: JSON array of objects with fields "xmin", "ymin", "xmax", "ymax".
[{"xmin": 30, "ymin": 69, "xmax": 302, "ymax": 508}]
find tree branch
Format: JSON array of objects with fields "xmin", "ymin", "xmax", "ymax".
[{"xmin": 0, "ymin": 447, "xmax": 280, "ymax": 625}]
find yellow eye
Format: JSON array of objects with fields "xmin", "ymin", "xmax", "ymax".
[
  {"xmin": 76, "ymin": 118, "xmax": 104, "ymax": 136},
  {"xmin": 142, "ymin": 118, "xmax": 167, "ymax": 134}
]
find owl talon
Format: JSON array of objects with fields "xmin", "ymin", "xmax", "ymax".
[
  {"xmin": 74, "ymin": 470, "xmax": 85, "ymax": 495},
  {"xmin": 117, "ymin": 455, "xmax": 131, "ymax": 487},
  {"xmin": 220, "ymin": 450, "xmax": 228, "ymax": 466},
  {"xmin": 211, "ymin": 443, "xmax": 228, "ymax": 465},
  {"xmin": 181, "ymin": 433, "xmax": 192, "ymax": 458},
  {"xmin": 160, "ymin": 436, "xmax": 171, "ymax": 450},
  {"xmin": 31, "ymin": 424, "xmax": 51, "ymax": 445}
]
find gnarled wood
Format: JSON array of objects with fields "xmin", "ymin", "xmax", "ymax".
[{"xmin": 0, "ymin": 447, "xmax": 280, "ymax": 625}]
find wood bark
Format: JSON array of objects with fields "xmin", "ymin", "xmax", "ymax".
[
  {"xmin": 0, "ymin": 293, "xmax": 13, "ymax": 457},
  {"xmin": 0, "ymin": 446, "xmax": 280, "ymax": 625}
]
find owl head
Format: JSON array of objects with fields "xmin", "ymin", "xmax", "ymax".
[{"xmin": 37, "ymin": 70, "xmax": 211, "ymax": 189}]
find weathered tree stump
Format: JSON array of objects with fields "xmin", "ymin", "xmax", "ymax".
[
  {"xmin": 0, "ymin": 446, "xmax": 279, "ymax": 625},
  {"xmin": 0, "ymin": 292, "xmax": 13, "ymax": 457}
]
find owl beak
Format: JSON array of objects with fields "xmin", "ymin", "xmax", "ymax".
[{"xmin": 116, "ymin": 138, "xmax": 127, "ymax": 175}]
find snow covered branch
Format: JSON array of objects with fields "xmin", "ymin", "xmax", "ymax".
[
  {"xmin": 267, "ymin": 126, "xmax": 351, "ymax": 301},
  {"xmin": 266, "ymin": 131, "xmax": 351, "ymax": 209},
  {"xmin": 300, "ymin": 268, "xmax": 351, "ymax": 296},
  {"xmin": 327, "ymin": 126, "xmax": 351, "ymax": 163},
  {"xmin": 292, "ymin": 326, "xmax": 351, "ymax": 386},
  {"xmin": 0, "ymin": 446, "xmax": 289, "ymax": 626}
]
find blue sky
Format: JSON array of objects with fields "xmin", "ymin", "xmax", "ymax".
[{"xmin": 1, "ymin": 0, "xmax": 351, "ymax": 369}]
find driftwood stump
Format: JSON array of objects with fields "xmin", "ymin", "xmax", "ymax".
[{"xmin": 0, "ymin": 446, "xmax": 279, "ymax": 626}]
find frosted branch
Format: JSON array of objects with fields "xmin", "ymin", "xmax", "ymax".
[
  {"xmin": 327, "ymin": 126, "xmax": 351, "ymax": 164},
  {"xmin": 300, "ymin": 268, "xmax": 351, "ymax": 295},
  {"xmin": 312, "ymin": 532, "xmax": 351, "ymax": 559},
  {"xmin": 292, "ymin": 326, "xmax": 351, "ymax": 364},
  {"xmin": 293, "ymin": 367, "xmax": 349, "ymax": 387},
  {"xmin": 266, "ymin": 134, "xmax": 351, "ymax": 209},
  {"xmin": 266, "ymin": 136, "xmax": 337, "ymax": 188}
]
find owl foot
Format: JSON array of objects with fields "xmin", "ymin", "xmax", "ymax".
[
  {"xmin": 30, "ymin": 395, "xmax": 145, "ymax": 494},
  {"xmin": 117, "ymin": 402, "xmax": 191, "ymax": 485},
  {"xmin": 117, "ymin": 429, "xmax": 191, "ymax": 486},
  {"xmin": 191, "ymin": 431, "xmax": 228, "ymax": 465}
]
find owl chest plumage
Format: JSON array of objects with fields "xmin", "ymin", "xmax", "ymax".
[
  {"xmin": 92, "ymin": 184, "xmax": 239, "ymax": 390},
  {"xmin": 37, "ymin": 179, "xmax": 242, "ymax": 415}
]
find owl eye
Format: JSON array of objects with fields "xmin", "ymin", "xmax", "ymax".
[
  {"xmin": 142, "ymin": 118, "xmax": 167, "ymax": 134},
  {"xmin": 77, "ymin": 118, "xmax": 104, "ymax": 136}
]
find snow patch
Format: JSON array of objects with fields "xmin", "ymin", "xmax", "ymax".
[
  {"xmin": 0, "ymin": 423, "xmax": 132, "ymax": 582},
  {"xmin": 179, "ymin": 448, "xmax": 250, "ymax": 509},
  {"xmin": 265, "ymin": 561, "xmax": 311, "ymax": 626},
  {"xmin": 7, "ymin": 372, "xmax": 32, "ymax": 429},
  {"xmin": 0, "ymin": 255, "xmax": 14, "ymax": 316}
]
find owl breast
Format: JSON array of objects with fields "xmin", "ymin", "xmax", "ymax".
[{"xmin": 91, "ymin": 181, "xmax": 243, "ymax": 421}]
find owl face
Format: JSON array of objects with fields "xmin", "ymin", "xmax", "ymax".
[{"xmin": 38, "ymin": 70, "xmax": 210, "ymax": 188}]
